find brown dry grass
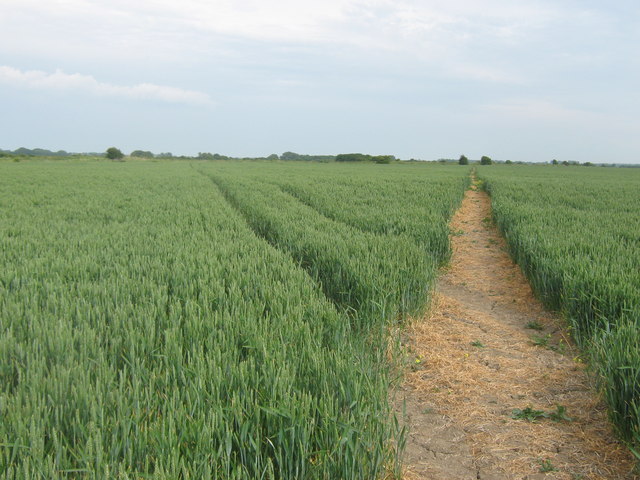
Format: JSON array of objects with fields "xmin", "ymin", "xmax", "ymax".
[{"xmin": 399, "ymin": 184, "xmax": 637, "ymax": 480}]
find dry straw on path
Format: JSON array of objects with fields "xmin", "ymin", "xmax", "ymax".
[{"xmin": 399, "ymin": 182, "xmax": 637, "ymax": 480}]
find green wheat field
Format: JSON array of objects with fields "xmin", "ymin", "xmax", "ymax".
[{"xmin": 1, "ymin": 159, "xmax": 638, "ymax": 478}]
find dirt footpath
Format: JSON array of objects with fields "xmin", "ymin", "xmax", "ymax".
[{"xmin": 398, "ymin": 182, "xmax": 637, "ymax": 479}]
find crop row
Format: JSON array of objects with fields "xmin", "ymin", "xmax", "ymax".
[
  {"xmin": 200, "ymin": 166, "xmax": 443, "ymax": 329},
  {"xmin": 232, "ymin": 165, "xmax": 470, "ymax": 263},
  {"xmin": 209, "ymin": 162, "xmax": 470, "ymax": 265},
  {"xmin": 478, "ymin": 165, "xmax": 640, "ymax": 453}
]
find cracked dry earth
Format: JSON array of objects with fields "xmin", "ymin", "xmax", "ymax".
[{"xmin": 398, "ymin": 182, "xmax": 637, "ymax": 480}]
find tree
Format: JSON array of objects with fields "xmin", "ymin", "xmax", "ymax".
[
  {"xmin": 552, "ymin": 159, "xmax": 559, "ymax": 165},
  {"xmin": 335, "ymin": 153, "xmax": 372, "ymax": 162},
  {"xmin": 458, "ymin": 155, "xmax": 469, "ymax": 165},
  {"xmin": 281, "ymin": 151, "xmax": 302, "ymax": 161},
  {"xmin": 505, "ymin": 159, "xmax": 513, "ymax": 165},
  {"xmin": 11, "ymin": 147, "xmax": 70, "ymax": 157},
  {"xmin": 130, "ymin": 150, "xmax": 154, "ymax": 158},
  {"xmin": 105, "ymin": 147, "xmax": 124, "ymax": 160},
  {"xmin": 480, "ymin": 155, "xmax": 492, "ymax": 165},
  {"xmin": 372, "ymin": 155, "xmax": 395, "ymax": 164}
]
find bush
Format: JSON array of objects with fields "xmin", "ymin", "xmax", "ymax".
[
  {"xmin": 130, "ymin": 150, "xmax": 154, "ymax": 158},
  {"xmin": 105, "ymin": 147, "xmax": 124, "ymax": 160},
  {"xmin": 336, "ymin": 153, "xmax": 372, "ymax": 162},
  {"xmin": 480, "ymin": 156, "xmax": 492, "ymax": 165},
  {"xmin": 458, "ymin": 155, "xmax": 469, "ymax": 165},
  {"xmin": 372, "ymin": 155, "xmax": 394, "ymax": 164}
]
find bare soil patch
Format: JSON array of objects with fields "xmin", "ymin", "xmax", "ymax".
[{"xmin": 398, "ymin": 182, "xmax": 637, "ymax": 479}]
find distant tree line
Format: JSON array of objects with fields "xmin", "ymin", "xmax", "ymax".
[
  {"xmin": 335, "ymin": 153, "xmax": 396, "ymax": 163},
  {"xmin": 0, "ymin": 147, "xmax": 72, "ymax": 157},
  {"xmin": 197, "ymin": 151, "xmax": 396, "ymax": 163},
  {"xmin": 280, "ymin": 152, "xmax": 336, "ymax": 162},
  {"xmin": 197, "ymin": 152, "xmax": 228, "ymax": 160},
  {"xmin": 4, "ymin": 146, "xmax": 632, "ymax": 168}
]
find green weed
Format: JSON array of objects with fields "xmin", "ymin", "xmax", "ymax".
[
  {"xmin": 539, "ymin": 458, "xmax": 557, "ymax": 472},
  {"xmin": 511, "ymin": 407, "xmax": 547, "ymax": 422},
  {"xmin": 526, "ymin": 321, "xmax": 545, "ymax": 331},
  {"xmin": 511, "ymin": 405, "xmax": 572, "ymax": 423}
]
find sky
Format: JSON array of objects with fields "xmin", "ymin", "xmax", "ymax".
[{"xmin": 1, "ymin": 0, "xmax": 639, "ymax": 162}]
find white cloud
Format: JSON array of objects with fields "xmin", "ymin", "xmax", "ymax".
[
  {"xmin": 0, "ymin": 0, "xmax": 582, "ymax": 85},
  {"xmin": 0, "ymin": 0, "xmax": 563, "ymax": 48},
  {"xmin": 0, "ymin": 66, "xmax": 214, "ymax": 106}
]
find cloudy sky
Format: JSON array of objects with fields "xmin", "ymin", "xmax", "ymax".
[{"xmin": 1, "ymin": 0, "xmax": 638, "ymax": 162}]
